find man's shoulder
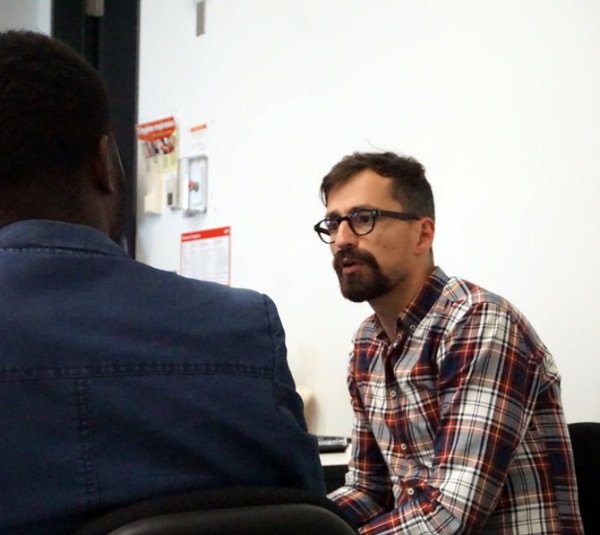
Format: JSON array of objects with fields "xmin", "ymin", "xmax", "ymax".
[
  {"xmin": 129, "ymin": 264, "xmax": 280, "ymax": 340},
  {"xmin": 436, "ymin": 273, "xmax": 540, "ymax": 338},
  {"xmin": 135, "ymin": 262, "xmax": 269, "ymax": 308},
  {"xmin": 442, "ymin": 275, "xmax": 511, "ymax": 310}
]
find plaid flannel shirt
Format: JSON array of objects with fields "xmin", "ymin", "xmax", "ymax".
[{"xmin": 330, "ymin": 267, "xmax": 583, "ymax": 534}]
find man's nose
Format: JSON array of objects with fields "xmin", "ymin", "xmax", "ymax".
[{"xmin": 332, "ymin": 219, "xmax": 357, "ymax": 250}]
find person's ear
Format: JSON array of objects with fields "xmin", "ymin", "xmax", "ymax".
[
  {"xmin": 414, "ymin": 217, "xmax": 435, "ymax": 256},
  {"xmin": 92, "ymin": 135, "xmax": 117, "ymax": 194}
]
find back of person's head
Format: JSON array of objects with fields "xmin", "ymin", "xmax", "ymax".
[
  {"xmin": 0, "ymin": 30, "xmax": 111, "ymax": 199},
  {"xmin": 320, "ymin": 151, "xmax": 435, "ymax": 220}
]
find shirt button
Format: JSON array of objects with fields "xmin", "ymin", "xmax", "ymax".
[
  {"xmin": 400, "ymin": 443, "xmax": 408, "ymax": 451},
  {"xmin": 407, "ymin": 488, "xmax": 415, "ymax": 496},
  {"xmin": 389, "ymin": 389, "xmax": 397, "ymax": 398},
  {"xmin": 409, "ymin": 324, "xmax": 416, "ymax": 332}
]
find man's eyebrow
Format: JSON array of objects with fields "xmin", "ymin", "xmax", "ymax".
[{"xmin": 325, "ymin": 206, "xmax": 374, "ymax": 218}]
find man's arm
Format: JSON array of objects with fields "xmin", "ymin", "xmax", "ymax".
[
  {"xmin": 356, "ymin": 303, "xmax": 549, "ymax": 534},
  {"xmin": 265, "ymin": 294, "xmax": 326, "ymax": 495},
  {"xmin": 328, "ymin": 372, "xmax": 395, "ymax": 528}
]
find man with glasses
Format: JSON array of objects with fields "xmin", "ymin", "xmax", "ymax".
[{"xmin": 314, "ymin": 151, "xmax": 583, "ymax": 534}]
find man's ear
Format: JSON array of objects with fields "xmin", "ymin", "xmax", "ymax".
[
  {"xmin": 414, "ymin": 217, "xmax": 435, "ymax": 256},
  {"xmin": 92, "ymin": 135, "xmax": 117, "ymax": 194}
]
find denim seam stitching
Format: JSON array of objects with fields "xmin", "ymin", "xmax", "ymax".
[{"xmin": 75, "ymin": 377, "xmax": 100, "ymax": 506}]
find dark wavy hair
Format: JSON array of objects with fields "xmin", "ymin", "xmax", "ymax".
[
  {"xmin": 0, "ymin": 30, "xmax": 110, "ymax": 186},
  {"xmin": 320, "ymin": 151, "xmax": 435, "ymax": 220}
]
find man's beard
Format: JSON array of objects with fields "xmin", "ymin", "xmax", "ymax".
[{"xmin": 333, "ymin": 248, "xmax": 395, "ymax": 302}]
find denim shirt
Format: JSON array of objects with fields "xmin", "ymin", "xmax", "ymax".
[{"xmin": 0, "ymin": 220, "xmax": 324, "ymax": 534}]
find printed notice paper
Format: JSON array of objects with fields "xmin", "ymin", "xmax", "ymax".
[
  {"xmin": 180, "ymin": 226, "xmax": 231, "ymax": 285},
  {"xmin": 136, "ymin": 116, "xmax": 178, "ymax": 172}
]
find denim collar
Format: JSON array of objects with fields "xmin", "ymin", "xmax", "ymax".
[{"xmin": 0, "ymin": 219, "xmax": 128, "ymax": 258}]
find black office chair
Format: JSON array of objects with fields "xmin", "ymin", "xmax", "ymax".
[
  {"xmin": 568, "ymin": 421, "xmax": 600, "ymax": 535},
  {"xmin": 75, "ymin": 486, "xmax": 358, "ymax": 535}
]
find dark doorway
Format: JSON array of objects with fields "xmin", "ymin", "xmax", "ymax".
[{"xmin": 52, "ymin": 0, "xmax": 139, "ymax": 257}]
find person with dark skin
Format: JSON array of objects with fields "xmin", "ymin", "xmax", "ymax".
[{"xmin": 0, "ymin": 30, "xmax": 324, "ymax": 534}]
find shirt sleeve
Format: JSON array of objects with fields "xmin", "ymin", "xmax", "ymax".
[
  {"xmin": 328, "ymin": 368, "xmax": 395, "ymax": 528},
  {"xmin": 350, "ymin": 303, "xmax": 550, "ymax": 534}
]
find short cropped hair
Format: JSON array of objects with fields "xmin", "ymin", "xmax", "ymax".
[
  {"xmin": 320, "ymin": 151, "xmax": 435, "ymax": 220},
  {"xmin": 0, "ymin": 30, "xmax": 110, "ymax": 185}
]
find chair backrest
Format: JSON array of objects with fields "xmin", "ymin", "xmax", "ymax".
[
  {"xmin": 568, "ymin": 421, "xmax": 600, "ymax": 535},
  {"xmin": 75, "ymin": 486, "xmax": 358, "ymax": 535}
]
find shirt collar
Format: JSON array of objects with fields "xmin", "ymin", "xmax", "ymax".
[
  {"xmin": 369, "ymin": 266, "xmax": 449, "ymax": 339},
  {"xmin": 0, "ymin": 219, "xmax": 128, "ymax": 258},
  {"xmin": 397, "ymin": 266, "xmax": 448, "ymax": 333}
]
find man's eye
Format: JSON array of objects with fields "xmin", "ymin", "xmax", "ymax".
[
  {"xmin": 353, "ymin": 213, "xmax": 372, "ymax": 224},
  {"xmin": 325, "ymin": 219, "xmax": 339, "ymax": 231}
]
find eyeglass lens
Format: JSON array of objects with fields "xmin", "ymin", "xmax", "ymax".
[{"xmin": 321, "ymin": 211, "xmax": 375, "ymax": 239}]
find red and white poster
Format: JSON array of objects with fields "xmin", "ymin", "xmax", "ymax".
[
  {"xmin": 180, "ymin": 226, "xmax": 231, "ymax": 285},
  {"xmin": 136, "ymin": 116, "xmax": 178, "ymax": 172}
]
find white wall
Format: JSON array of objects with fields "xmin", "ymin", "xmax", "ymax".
[
  {"xmin": 137, "ymin": 0, "xmax": 600, "ymax": 435},
  {"xmin": 0, "ymin": 0, "xmax": 50, "ymax": 33}
]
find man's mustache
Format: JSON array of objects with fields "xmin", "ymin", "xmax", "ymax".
[{"xmin": 333, "ymin": 248, "xmax": 379, "ymax": 272}]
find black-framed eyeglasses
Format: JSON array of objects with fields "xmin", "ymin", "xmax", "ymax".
[{"xmin": 313, "ymin": 208, "xmax": 420, "ymax": 244}]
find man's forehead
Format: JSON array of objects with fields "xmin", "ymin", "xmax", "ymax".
[{"xmin": 325, "ymin": 173, "xmax": 402, "ymax": 215}]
